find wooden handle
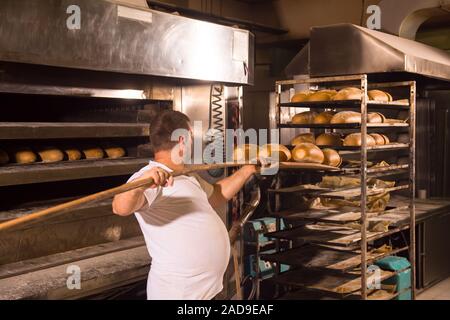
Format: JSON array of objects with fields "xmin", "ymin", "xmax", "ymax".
[{"xmin": 0, "ymin": 163, "xmax": 241, "ymax": 233}]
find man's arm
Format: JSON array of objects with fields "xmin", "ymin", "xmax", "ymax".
[
  {"xmin": 112, "ymin": 167, "xmax": 173, "ymax": 216},
  {"xmin": 208, "ymin": 165, "xmax": 256, "ymax": 208}
]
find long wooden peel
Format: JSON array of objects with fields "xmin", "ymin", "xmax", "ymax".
[
  {"xmin": 0, "ymin": 163, "xmax": 242, "ymax": 233},
  {"xmin": 0, "ymin": 162, "xmax": 337, "ymax": 233}
]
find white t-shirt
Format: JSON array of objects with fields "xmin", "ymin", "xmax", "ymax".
[{"xmin": 128, "ymin": 161, "xmax": 230, "ymax": 300}]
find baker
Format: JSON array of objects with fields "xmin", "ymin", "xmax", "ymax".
[{"xmin": 112, "ymin": 110, "xmax": 257, "ymax": 300}]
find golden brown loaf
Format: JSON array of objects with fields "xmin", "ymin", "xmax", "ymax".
[
  {"xmin": 332, "ymin": 87, "xmax": 362, "ymax": 101},
  {"xmin": 14, "ymin": 148, "xmax": 37, "ymax": 164},
  {"xmin": 104, "ymin": 147, "xmax": 126, "ymax": 159},
  {"xmin": 259, "ymin": 144, "xmax": 291, "ymax": 162},
  {"xmin": 343, "ymin": 133, "xmax": 377, "ymax": 147},
  {"xmin": 315, "ymin": 133, "xmax": 343, "ymax": 146},
  {"xmin": 368, "ymin": 112, "xmax": 386, "ymax": 123},
  {"xmin": 291, "ymin": 133, "xmax": 315, "ymax": 145},
  {"xmin": 368, "ymin": 90, "xmax": 393, "ymax": 102},
  {"xmin": 291, "ymin": 111, "xmax": 318, "ymax": 124},
  {"xmin": 305, "ymin": 90, "xmax": 336, "ymax": 102},
  {"xmin": 322, "ymin": 148, "xmax": 342, "ymax": 167},
  {"xmin": 314, "ymin": 111, "xmax": 336, "ymax": 124},
  {"xmin": 233, "ymin": 144, "xmax": 260, "ymax": 163},
  {"xmin": 369, "ymin": 133, "xmax": 390, "ymax": 145},
  {"xmin": 291, "ymin": 92, "xmax": 309, "ymax": 103},
  {"xmin": 83, "ymin": 147, "xmax": 105, "ymax": 160},
  {"xmin": 64, "ymin": 148, "xmax": 82, "ymax": 161},
  {"xmin": 0, "ymin": 149, "xmax": 9, "ymax": 165},
  {"xmin": 37, "ymin": 147, "xmax": 64, "ymax": 163},
  {"xmin": 292, "ymin": 143, "xmax": 325, "ymax": 164},
  {"xmin": 330, "ymin": 111, "xmax": 361, "ymax": 124}
]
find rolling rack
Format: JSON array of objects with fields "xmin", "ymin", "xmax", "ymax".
[{"xmin": 264, "ymin": 74, "xmax": 416, "ymax": 300}]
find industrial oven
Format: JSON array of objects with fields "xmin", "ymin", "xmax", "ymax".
[{"xmin": 0, "ymin": 0, "xmax": 254, "ymax": 299}]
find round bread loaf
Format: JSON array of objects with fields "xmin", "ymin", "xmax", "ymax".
[
  {"xmin": 322, "ymin": 148, "xmax": 342, "ymax": 167},
  {"xmin": 233, "ymin": 144, "xmax": 260, "ymax": 163},
  {"xmin": 368, "ymin": 90, "xmax": 391, "ymax": 102},
  {"xmin": 330, "ymin": 111, "xmax": 361, "ymax": 124},
  {"xmin": 14, "ymin": 148, "xmax": 37, "ymax": 164},
  {"xmin": 315, "ymin": 133, "xmax": 343, "ymax": 146},
  {"xmin": 314, "ymin": 111, "xmax": 336, "ymax": 124},
  {"xmin": 104, "ymin": 147, "xmax": 126, "ymax": 159},
  {"xmin": 0, "ymin": 149, "xmax": 9, "ymax": 165},
  {"xmin": 343, "ymin": 133, "xmax": 377, "ymax": 147},
  {"xmin": 38, "ymin": 147, "xmax": 64, "ymax": 163},
  {"xmin": 368, "ymin": 112, "xmax": 386, "ymax": 123},
  {"xmin": 292, "ymin": 143, "xmax": 324, "ymax": 164},
  {"xmin": 83, "ymin": 147, "xmax": 105, "ymax": 160},
  {"xmin": 306, "ymin": 91, "xmax": 334, "ymax": 102},
  {"xmin": 64, "ymin": 148, "xmax": 82, "ymax": 161},
  {"xmin": 259, "ymin": 144, "xmax": 291, "ymax": 162},
  {"xmin": 291, "ymin": 133, "xmax": 315, "ymax": 145},
  {"xmin": 332, "ymin": 87, "xmax": 362, "ymax": 101},
  {"xmin": 369, "ymin": 133, "xmax": 390, "ymax": 145},
  {"xmin": 291, "ymin": 111, "xmax": 318, "ymax": 124},
  {"xmin": 291, "ymin": 92, "xmax": 309, "ymax": 103}
]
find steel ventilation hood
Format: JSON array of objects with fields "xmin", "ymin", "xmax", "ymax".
[
  {"xmin": 286, "ymin": 23, "xmax": 450, "ymax": 82},
  {"xmin": 0, "ymin": 0, "xmax": 254, "ymax": 85}
]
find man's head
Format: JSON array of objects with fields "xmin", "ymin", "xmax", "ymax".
[{"xmin": 150, "ymin": 110, "xmax": 192, "ymax": 161}]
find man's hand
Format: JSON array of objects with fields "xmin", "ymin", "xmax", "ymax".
[
  {"xmin": 134, "ymin": 167, "xmax": 174, "ymax": 190},
  {"xmin": 112, "ymin": 167, "xmax": 173, "ymax": 216}
]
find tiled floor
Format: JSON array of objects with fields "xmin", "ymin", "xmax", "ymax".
[{"xmin": 417, "ymin": 277, "xmax": 450, "ymax": 300}]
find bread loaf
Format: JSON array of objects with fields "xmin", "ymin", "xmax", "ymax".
[
  {"xmin": 14, "ymin": 148, "xmax": 37, "ymax": 164},
  {"xmin": 233, "ymin": 144, "xmax": 260, "ymax": 163},
  {"xmin": 104, "ymin": 147, "xmax": 126, "ymax": 159},
  {"xmin": 314, "ymin": 111, "xmax": 335, "ymax": 124},
  {"xmin": 0, "ymin": 149, "xmax": 9, "ymax": 165},
  {"xmin": 259, "ymin": 144, "xmax": 291, "ymax": 162},
  {"xmin": 291, "ymin": 92, "xmax": 309, "ymax": 103},
  {"xmin": 315, "ymin": 133, "xmax": 343, "ymax": 146},
  {"xmin": 330, "ymin": 111, "xmax": 361, "ymax": 124},
  {"xmin": 332, "ymin": 87, "xmax": 362, "ymax": 101},
  {"xmin": 368, "ymin": 90, "xmax": 392, "ymax": 102},
  {"xmin": 37, "ymin": 147, "xmax": 64, "ymax": 163},
  {"xmin": 292, "ymin": 143, "xmax": 324, "ymax": 164},
  {"xmin": 64, "ymin": 148, "xmax": 82, "ymax": 161},
  {"xmin": 291, "ymin": 111, "xmax": 318, "ymax": 124},
  {"xmin": 322, "ymin": 148, "xmax": 342, "ymax": 167},
  {"xmin": 305, "ymin": 90, "xmax": 336, "ymax": 102},
  {"xmin": 83, "ymin": 147, "xmax": 105, "ymax": 160},
  {"xmin": 368, "ymin": 112, "xmax": 386, "ymax": 123},
  {"xmin": 369, "ymin": 133, "xmax": 390, "ymax": 145},
  {"xmin": 291, "ymin": 133, "xmax": 315, "ymax": 145},
  {"xmin": 343, "ymin": 133, "xmax": 377, "ymax": 147}
]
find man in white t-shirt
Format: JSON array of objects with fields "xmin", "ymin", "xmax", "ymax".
[{"xmin": 112, "ymin": 110, "xmax": 257, "ymax": 300}]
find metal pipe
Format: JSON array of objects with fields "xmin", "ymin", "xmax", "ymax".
[{"xmin": 360, "ymin": 75, "xmax": 368, "ymax": 300}]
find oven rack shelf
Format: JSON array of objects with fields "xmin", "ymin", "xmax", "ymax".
[
  {"xmin": 261, "ymin": 244, "xmax": 409, "ymax": 273},
  {"xmin": 279, "ymin": 100, "xmax": 410, "ymax": 109},
  {"xmin": 269, "ymin": 205, "xmax": 411, "ymax": 225},
  {"xmin": 0, "ymin": 158, "xmax": 149, "ymax": 187},
  {"xmin": 268, "ymin": 267, "xmax": 396, "ymax": 296},
  {"xmin": 265, "ymin": 224, "xmax": 410, "ymax": 248},
  {"xmin": 268, "ymin": 184, "xmax": 409, "ymax": 200},
  {"xmin": 278, "ymin": 123, "xmax": 409, "ymax": 129},
  {"xmin": 0, "ymin": 122, "xmax": 150, "ymax": 140}
]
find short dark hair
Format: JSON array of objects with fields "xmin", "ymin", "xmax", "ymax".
[{"xmin": 150, "ymin": 110, "xmax": 191, "ymax": 152}]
